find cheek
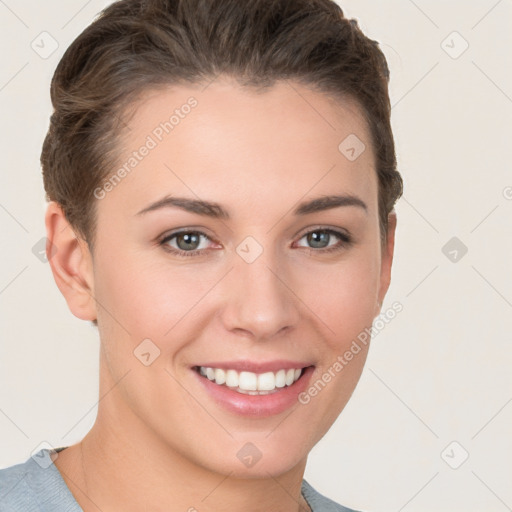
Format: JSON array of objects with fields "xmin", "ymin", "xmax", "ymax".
[
  {"xmin": 92, "ymin": 252, "xmax": 211, "ymax": 418},
  {"xmin": 92, "ymin": 245, "xmax": 221, "ymax": 352},
  {"xmin": 296, "ymin": 258, "xmax": 378, "ymax": 435},
  {"xmin": 93, "ymin": 253, "xmax": 161, "ymax": 335},
  {"xmin": 296, "ymin": 249, "xmax": 380, "ymax": 426},
  {"xmin": 301, "ymin": 248, "xmax": 381, "ymax": 347}
]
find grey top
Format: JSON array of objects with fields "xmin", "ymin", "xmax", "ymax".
[{"xmin": 0, "ymin": 447, "xmax": 361, "ymax": 511}]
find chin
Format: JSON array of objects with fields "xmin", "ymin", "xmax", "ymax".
[{"xmin": 196, "ymin": 433, "xmax": 310, "ymax": 479}]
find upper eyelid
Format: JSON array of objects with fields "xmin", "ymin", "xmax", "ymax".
[
  {"xmin": 292, "ymin": 226, "xmax": 352, "ymax": 246},
  {"xmin": 292, "ymin": 229, "xmax": 352, "ymax": 249},
  {"xmin": 296, "ymin": 225, "xmax": 350, "ymax": 238},
  {"xmin": 159, "ymin": 230, "xmax": 213, "ymax": 248},
  {"xmin": 159, "ymin": 228, "xmax": 213, "ymax": 241}
]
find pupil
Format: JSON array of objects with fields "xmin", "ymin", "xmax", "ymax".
[
  {"xmin": 308, "ymin": 231, "xmax": 329, "ymax": 248},
  {"xmin": 177, "ymin": 232, "xmax": 200, "ymax": 250}
]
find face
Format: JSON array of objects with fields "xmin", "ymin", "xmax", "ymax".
[{"xmin": 76, "ymin": 78, "xmax": 394, "ymax": 477}]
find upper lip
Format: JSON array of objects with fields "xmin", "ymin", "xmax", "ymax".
[{"xmin": 193, "ymin": 360, "xmax": 314, "ymax": 373}]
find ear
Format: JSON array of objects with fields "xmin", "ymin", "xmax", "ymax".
[
  {"xmin": 45, "ymin": 202, "xmax": 97, "ymax": 322},
  {"xmin": 375, "ymin": 210, "xmax": 397, "ymax": 316}
]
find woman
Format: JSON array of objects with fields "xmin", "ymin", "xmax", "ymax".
[{"xmin": 0, "ymin": 0, "xmax": 402, "ymax": 510}]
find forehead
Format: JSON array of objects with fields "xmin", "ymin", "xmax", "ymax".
[{"xmin": 102, "ymin": 78, "xmax": 377, "ymax": 219}]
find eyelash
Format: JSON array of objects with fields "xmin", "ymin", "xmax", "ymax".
[{"xmin": 158, "ymin": 227, "xmax": 353, "ymax": 258}]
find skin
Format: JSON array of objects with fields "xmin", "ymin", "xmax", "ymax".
[{"xmin": 46, "ymin": 77, "xmax": 396, "ymax": 512}]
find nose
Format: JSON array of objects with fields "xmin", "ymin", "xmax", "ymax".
[{"xmin": 219, "ymin": 252, "xmax": 300, "ymax": 340}]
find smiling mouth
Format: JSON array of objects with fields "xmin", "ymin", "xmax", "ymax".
[{"xmin": 193, "ymin": 365, "xmax": 309, "ymax": 395}]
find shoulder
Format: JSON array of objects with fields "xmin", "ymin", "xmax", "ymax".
[
  {"xmin": 301, "ymin": 479, "xmax": 364, "ymax": 512},
  {"xmin": 0, "ymin": 448, "xmax": 80, "ymax": 512},
  {"xmin": 0, "ymin": 456, "xmax": 32, "ymax": 511}
]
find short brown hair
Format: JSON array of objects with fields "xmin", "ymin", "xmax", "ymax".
[{"xmin": 41, "ymin": 0, "xmax": 403, "ymax": 250}]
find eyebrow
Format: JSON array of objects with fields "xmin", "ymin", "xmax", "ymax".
[{"xmin": 136, "ymin": 194, "xmax": 368, "ymax": 219}]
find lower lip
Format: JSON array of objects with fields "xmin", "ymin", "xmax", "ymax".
[{"xmin": 193, "ymin": 366, "xmax": 315, "ymax": 418}]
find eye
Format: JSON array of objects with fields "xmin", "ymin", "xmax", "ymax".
[
  {"xmin": 159, "ymin": 230, "xmax": 214, "ymax": 257},
  {"xmin": 158, "ymin": 227, "xmax": 352, "ymax": 258},
  {"xmin": 295, "ymin": 228, "xmax": 352, "ymax": 253}
]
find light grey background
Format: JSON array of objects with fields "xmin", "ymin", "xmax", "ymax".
[{"xmin": 1, "ymin": 1, "xmax": 511, "ymax": 511}]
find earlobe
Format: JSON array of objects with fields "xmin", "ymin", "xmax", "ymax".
[
  {"xmin": 376, "ymin": 210, "xmax": 397, "ymax": 315},
  {"xmin": 45, "ymin": 202, "xmax": 97, "ymax": 322}
]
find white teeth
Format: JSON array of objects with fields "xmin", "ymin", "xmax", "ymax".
[
  {"xmin": 258, "ymin": 372, "xmax": 276, "ymax": 391},
  {"xmin": 197, "ymin": 366, "xmax": 304, "ymax": 393},
  {"xmin": 275, "ymin": 369, "xmax": 286, "ymax": 388},
  {"xmin": 214, "ymin": 368, "xmax": 226, "ymax": 385},
  {"xmin": 225, "ymin": 369, "xmax": 239, "ymax": 388},
  {"xmin": 239, "ymin": 371, "xmax": 258, "ymax": 391}
]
